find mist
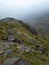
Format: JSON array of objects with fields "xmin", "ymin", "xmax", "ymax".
[{"xmin": 0, "ymin": 0, "xmax": 49, "ymax": 21}]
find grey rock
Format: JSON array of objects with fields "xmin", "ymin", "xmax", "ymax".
[
  {"xmin": 2, "ymin": 57, "xmax": 20, "ymax": 65},
  {"xmin": 4, "ymin": 49, "xmax": 12, "ymax": 56},
  {"xmin": 17, "ymin": 60, "xmax": 29, "ymax": 65}
]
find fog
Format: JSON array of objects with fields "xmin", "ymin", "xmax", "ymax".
[{"xmin": 0, "ymin": 0, "xmax": 49, "ymax": 21}]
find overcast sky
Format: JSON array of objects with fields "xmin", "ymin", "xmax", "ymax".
[{"xmin": 0, "ymin": 0, "xmax": 49, "ymax": 20}]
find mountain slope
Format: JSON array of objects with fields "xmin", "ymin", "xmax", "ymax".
[
  {"xmin": 0, "ymin": 18, "xmax": 49, "ymax": 65},
  {"xmin": 28, "ymin": 14, "xmax": 49, "ymax": 42}
]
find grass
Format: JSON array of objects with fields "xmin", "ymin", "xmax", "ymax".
[{"xmin": 0, "ymin": 21, "xmax": 49, "ymax": 65}]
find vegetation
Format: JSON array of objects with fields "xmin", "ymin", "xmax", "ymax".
[{"xmin": 0, "ymin": 18, "xmax": 49, "ymax": 65}]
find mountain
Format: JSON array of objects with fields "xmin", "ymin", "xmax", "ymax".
[
  {"xmin": 28, "ymin": 14, "xmax": 49, "ymax": 42},
  {"xmin": 0, "ymin": 17, "xmax": 49, "ymax": 65},
  {"xmin": 24, "ymin": 13, "xmax": 49, "ymax": 22}
]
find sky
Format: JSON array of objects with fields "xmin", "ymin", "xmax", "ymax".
[{"xmin": 0, "ymin": 0, "xmax": 49, "ymax": 20}]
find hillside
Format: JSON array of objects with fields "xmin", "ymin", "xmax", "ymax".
[
  {"xmin": 28, "ymin": 14, "xmax": 49, "ymax": 43},
  {"xmin": 0, "ymin": 18, "xmax": 49, "ymax": 65}
]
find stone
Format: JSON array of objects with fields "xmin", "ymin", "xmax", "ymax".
[
  {"xmin": 31, "ymin": 50, "xmax": 35, "ymax": 52},
  {"xmin": 17, "ymin": 60, "xmax": 29, "ymax": 65},
  {"xmin": 2, "ymin": 57, "xmax": 20, "ymax": 65},
  {"xmin": 25, "ymin": 47, "xmax": 30, "ymax": 53},
  {"xmin": 4, "ymin": 49, "xmax": 12, "ymax": 56},
  {"xmin": 17, "ymin": 45, "xmax": 31, "ymax": 53},
  {"xmin": 7, "ymin": 36, "xmax": 15, "ymax": 42},
  {"xmin": 17, "ymin": 32, "xmax": 23, "ymax": 35}
]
